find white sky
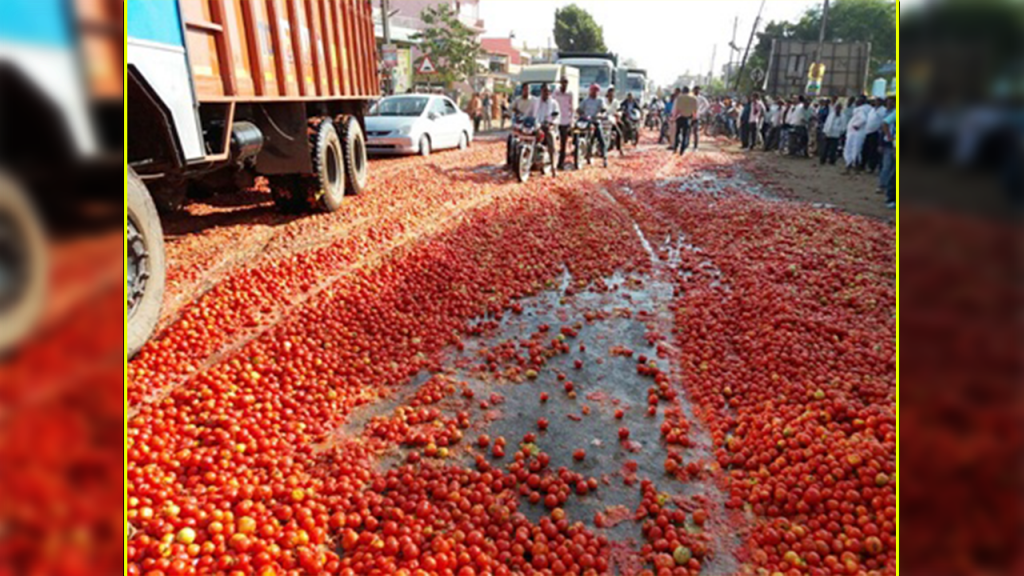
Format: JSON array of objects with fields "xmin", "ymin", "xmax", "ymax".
[{"xmin": 478, "ymin": 0, "xmax": 821, "ymax": 87}]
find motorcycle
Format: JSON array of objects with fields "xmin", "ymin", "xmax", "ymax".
[
  {"xmin": 513, "ymin": 116, "xmax": 558, "ymax": 183},
  {"xmin": 571, "ymin": 114, "xmax": 609, "ymax": 170},
  {"xmin": 621, "ymin": 107, "xmax": 642, "ymax": 146},
  {"xmin": 645, "ymin": 108, "xmax": 662, "ymax": 132},
  {"xmin": 603, "ymin": 114, "xmax": 625, "ymax": 156}
]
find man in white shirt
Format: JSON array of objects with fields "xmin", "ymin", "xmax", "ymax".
[
  {"xmin": 511, "ymin": 83, "xmax": 535, "ymax": 120},
  {"xmin": 843, "ymin": 95, "xmax": 872, "ymax": 172},
  {"xmin": 552, "ymin": 77, "xmax": 575, "ymax": 170},
  {"xmin": 529, "ymin": 83, "xmax": 561, "ymax": 172},
  {"xmin": 820, "ymin": 101, "xmax": 845, "ymax": 165},
  {"xmin": 507, "ymin": 84, "xmax": 536, "ymax": 166},
  {"xmin": 692, "ymin": 86, "xmax": 710, "ymax": 150},
  {"xmin": 786, "ymin": 96, "xmax": 809, "ymax": 156}
]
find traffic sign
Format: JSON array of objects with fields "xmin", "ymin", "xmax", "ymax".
[
  {"xmin": 382, "ymin": 44, "xmax": 398, "ymax": 68},
  {"xmin": 418, "ymin": 55, "xmax": 436, "ymax": 75}
]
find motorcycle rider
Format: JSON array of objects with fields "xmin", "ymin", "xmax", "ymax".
[
  {"xmin": 619, "ymin": 93, "xmax": 641, "ymax": 143},
  {"xmin": 507, "ymin": 83, "xmax": 536, "ymax": 166},
  {"xmin": 552, "ymin": 77, "xmax": 575, "ymax": 171},
  {"xmin": 578, "ymin": 83, "xmax": 609, "ymax": 168},
  {"xmin": 529, "ymin": 83, "xmax": 561, "ymax": 171}
]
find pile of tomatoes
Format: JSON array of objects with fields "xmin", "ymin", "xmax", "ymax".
[{"xmin": 127, "ymin": 141, "xmax": 896, "ymax": 576}]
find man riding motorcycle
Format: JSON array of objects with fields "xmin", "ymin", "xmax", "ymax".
[
  {"xmin": 528, "ymin": 83, "xmax": 561, "ymax": 173},
  {"xmin": 507, "ymin": 84, "xmax": 536, "ymax": 167},
  {"xmin": 604, "ymin": 87, "xmax": 624, "ymax": 154},
  {"xmin": 620, "ymin": 93, "xmax": 642, "ymax": 145},
  {"xmin": 578, "ymin": 84, "xmax": 609, "ymax": 168}
]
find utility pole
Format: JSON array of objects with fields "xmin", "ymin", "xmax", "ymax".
[
  {"xmin": 815, "ymin": 0, "xmax": 830, "ymax": 63},
  {"xmin": 708, "ymin": 44, "xmax": 717, "ymax": 87},
  {"xmin": 381, "ymin": 0, "xmax": 393, "ymax": 95},
  {"xmin": 381, "ymin": 0, "xmax": 391, "ymax": 44},
  {"xmin": 733, "ymin": 0, "xmax": 766, "ymax": 92},
  {"xmin": 726, "ymin": 16, "xmax": 739, "ymax": 88}
]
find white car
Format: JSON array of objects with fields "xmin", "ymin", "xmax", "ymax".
[{"xmin": 365, "ymin": 95, "xmax": 474, "ymax": 156}]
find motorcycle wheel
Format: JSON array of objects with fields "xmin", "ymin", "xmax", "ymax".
[
  {"xmin": 573, "ymin": 136, "xmax": 582, "ymax": 170},
  {"xmin": 517, "ymin": 145, "xmax": 532, "ymax": 183}
]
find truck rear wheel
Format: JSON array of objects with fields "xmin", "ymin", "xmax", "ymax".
[
  {"xmin": 126, "ymin": 167, "xmax": 166, "ymax": 358},
  {"xmin": 340, "ymin": 115, "xmax": 368, "ymax": 195},
  {"xmin": 0, "ymin": 172, "xmax": 47, "ymax": 355},
  {"xmin": 269, "ymin": 118, "xmax": 346, "ymax": 213}
]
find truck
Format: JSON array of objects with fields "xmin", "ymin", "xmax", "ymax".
[
  {"xmin": 2, "ymin": 0, "xmax": 381, "ymax": 357},
  {"xmin": 624, "ymin": 69, "xmax": 648, "ymax": 105},
  {"xmin": 555, "ymin": 52, "xmax": 617, "ymax": 95},
  {"xmin": 0, "ymin": 0, "xmax": 123, "ymax": 354}
]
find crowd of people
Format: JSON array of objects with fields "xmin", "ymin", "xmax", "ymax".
[{"xmin": 647, "ymin": 89, "xmax": 898, "ymax": 210}]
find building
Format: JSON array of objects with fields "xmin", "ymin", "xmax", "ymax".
[
  {"xmin": 374, "ymin": 0, "xmax": 485, "ymax": 94},
  {"xmin": 478, "ymin": 37, "xmax": 531, "ymax": 93}
]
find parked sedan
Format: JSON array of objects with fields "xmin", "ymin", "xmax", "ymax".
[{"xmin": 365, "ymin": 95, "xmax": 474, "ymax": 156}]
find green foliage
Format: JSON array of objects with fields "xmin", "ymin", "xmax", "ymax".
[
  {"xmin": 554, "ymin": 4, "xmax": 608, "ymax": 53},
  {"xmin": 411, "ymin": 5, "xmax": 483, "ymax": 88},
  {"xmin": 745, "ymin": 0, "xmax": 897, "ymax": 92}
]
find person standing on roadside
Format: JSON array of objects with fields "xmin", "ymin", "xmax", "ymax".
[
  {"xmin": 468, "ymin": 92, "xmax": 483, "ymax": 134},
  {"xmin": 660, "ymin": 88, "xmax": 680, "ymax": 144},
  {"xmin": 844, "ymin": 95, "xmax": 871, "ymax": 173},
  {"xmin": 670, "ymin": 86, "xmax": 698, "ymax": 155},
  {"xmin": 863, "ymin": 97, "xmax": 886, "ymax": 173},
  {"xmin": 821, "ymin": 100, "xmax": 845, "ymax": 165},
  {"xmin": 879, "ymin": 96, "xmax": 897, "ymax": 208},
  {"xmin": 746, "ymin": 93, "xmax": 766, "ymax": 150},
  {"xmin": 552, "ymin": 77, "xmax": 575, "ymax": 170},
  {"xmin": 787, "ymin": 96, "xmax": 810, "ymax": 156},
  {"xmin": 839, "ymin": 96, "xmax": 856, "ymax": 156},
  {"xmin": 481, "ymin": 91, "xmax": 493, "ymax": 132},
  {"xmin": 693, "ymin": 86, "xmax": 710, "ymax": 150},
  {"xmin": 739, "ymin": 95, "xmax": 753, "ymax": 149},
  {"xmin": 492, "ymin": 93, "xmax": 502, "ymax": 130}
]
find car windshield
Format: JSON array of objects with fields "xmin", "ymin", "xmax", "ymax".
[
  {"xmin": 578, "ymin": 66, "xmax": 611, "ymax": 89},
  {"xmin": 627, "ymin": 76, "xmax": 645, "ymax": 91},
  {"xmin": 370, "ymin": 96, "xmax": 429, "ymax": 117}
]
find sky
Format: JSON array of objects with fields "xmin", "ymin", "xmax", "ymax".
[{"xmin": 478, "ymin": 0, "xmax": 821, "ymax": 87}]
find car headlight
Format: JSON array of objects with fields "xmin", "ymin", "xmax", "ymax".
[{"xmin": 395, "ymin": 125, "xmax": 413, "ymax": 136}]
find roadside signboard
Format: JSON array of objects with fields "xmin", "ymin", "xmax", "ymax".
[{"xmin": 382, "ymin": 43, "xmax": 398, "ymax": 68}]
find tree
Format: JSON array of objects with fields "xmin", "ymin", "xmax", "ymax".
[
  {"xmin": 411, "ymin": 5, "xmax": 483, "ymax": 88},
  {"xmin": 743, "ymin": 0, "xmax": 897, "ymax": 93},
  {"xmin": 553, "ymin": 4, "xmax": 608, "ymax": 53}
]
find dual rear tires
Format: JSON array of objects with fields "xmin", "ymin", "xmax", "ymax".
[{"xmin": 271, "ymin": 115, "xmax": 368, "ymax": 213}]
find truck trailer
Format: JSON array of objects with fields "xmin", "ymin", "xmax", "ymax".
[
  {"xmin": 125, "ymin": 0, "xmax": 380, "ymax": 355},
  {"xmin": 2, "ymin": 0, "xmax": 381, "ymax": 357}
]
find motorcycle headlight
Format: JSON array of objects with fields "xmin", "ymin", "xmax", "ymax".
[{"xmin": 576, "ymin": 120, "xmax": 590, "ymax": 130}]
